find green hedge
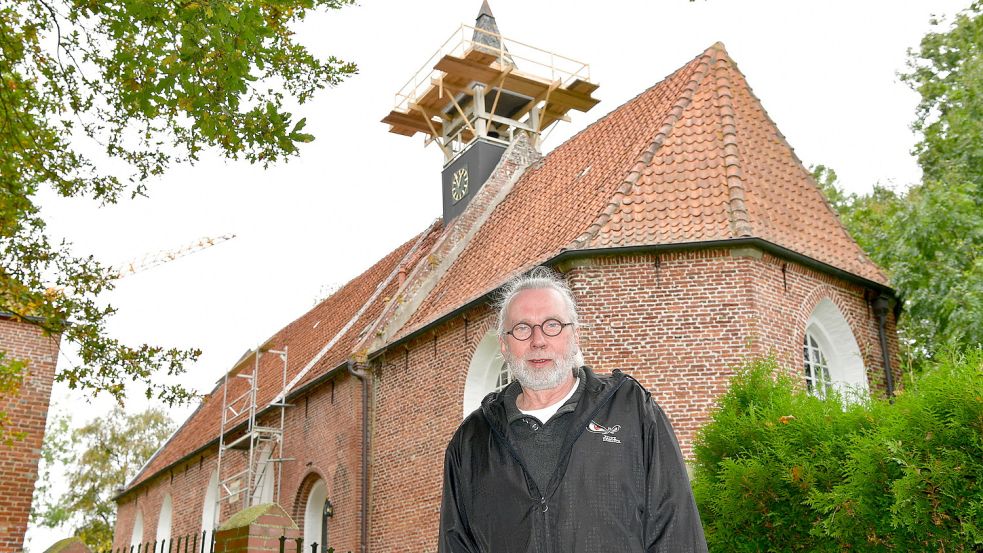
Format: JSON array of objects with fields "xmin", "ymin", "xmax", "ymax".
[{"xmin": 692, "ymin": 350, "xmax": 983, "ymax": 552}]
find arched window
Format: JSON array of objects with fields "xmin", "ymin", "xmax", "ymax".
[
  {"xmin": 494, "ymin": 362, "xmax": 512, "ymax": 392},
  {"xmin": 804, "ymin": 332, "xmax": 833, "ymax": 398},
  {"xmin": 304, "ymin": 479, "xmax": 330, "ymax": 553},
  {"xmin": 803, "ymin": 299, "xmax": 868, "ymax": 399},
  {"xmin": 156, "ymin": 494, "xmax": 173, "ymax": 546},
  {"xmin": 201, "ymin": 469, "xmax": 219, "ymax": 535},
  {"xmin": 130, "ymin": 509, "xmax": 144, "ymax": 549},
  {"xmin": 462, "ymin": 330, "xmax": 508, "ymax": 418},
  {"xmin": 251, "ymin": 445, "xmax": 275, "ymax": 505}
]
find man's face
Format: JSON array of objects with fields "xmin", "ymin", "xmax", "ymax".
[{"xmin": 499, "ymin": 288, "xmax": 580, "ymax": 391}]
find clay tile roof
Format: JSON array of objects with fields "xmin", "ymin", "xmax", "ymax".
[
  {"xmin": 125, "ymin": 223, "xmax": 443, "ymax": 491},
  {"xmin": 391, "ymin": 42, "xmax": 887, "ymax": 340}
]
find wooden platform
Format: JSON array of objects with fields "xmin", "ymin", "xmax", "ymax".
[{"xmin": 382, "ymin": 47, "xmax": 599, "ymax": 139}]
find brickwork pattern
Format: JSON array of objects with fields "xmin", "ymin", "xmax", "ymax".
[
  {"xmin": 212, "ymin": 504, "xmax": 299, "ymax": 553},
  {"xmin": 0, "ymin": 317, "xmax": 60, "ymax": 553},
  {"xmin": 369, "ymin": 308, "xmax": 495, "ymax": 553}
]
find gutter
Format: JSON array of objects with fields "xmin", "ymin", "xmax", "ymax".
[
  {"xmin": 347, "ymin": 360, "xmax": 370, "ymax": 553},
  {"xmin": 552, "ymin": 238, "xmax": 896, "ymax": 296},
  {"xmin": 872, "ymin": 295, "xmax": 896, "ymax": 401}
]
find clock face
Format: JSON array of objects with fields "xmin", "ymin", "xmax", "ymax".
[{"xmin": 451, "ymin": 168, "xmax": 469, "ymax": 203}]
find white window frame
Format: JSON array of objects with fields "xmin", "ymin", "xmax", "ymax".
[
  {"xmin": 462, "ymin": 330, "xmax": 508, "ymax": 418},
  {"xmin": 804, "ymin": 299, "xmax": 869, "ymax": 400},
  {"xmin": 804, "ymin": 331, "xmax": 833, "ymax": 398},
  {"xmin": 130, "ymin": 509, "xmax": 144, "ymax": 549},
  {"xmin": 303, "ymin": 479, "xmax": 328, "ymax": 552},
  {"xmin": 155, "ymin": 493, "xmax": 173, "ymax": 545},
  {"xmin": 201, "ymin": 469, "xmax": 219, "ymax": 534}
]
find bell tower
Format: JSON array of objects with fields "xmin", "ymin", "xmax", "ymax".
[{"xmin": 382, "ymin": 1, "xmax": 599, "ymax": 223}]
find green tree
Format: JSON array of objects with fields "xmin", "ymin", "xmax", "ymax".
[
  {"xmin": 903, "ymin": 1, "xmax": 983, "ymax": 191},
  {"xmin": 0, "ymin": 0, "xmax": 357, "ymax": 409},
  {"xmin": 32, "ymin": 408, "xmax": 176, "ymax": 551}
]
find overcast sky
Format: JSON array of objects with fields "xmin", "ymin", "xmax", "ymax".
[{"xmin": 26, "ymin": 0, "xmax": 973, "ymax": 548}]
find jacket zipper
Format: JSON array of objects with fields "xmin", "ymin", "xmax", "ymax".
[
  {"xmin": 483, "ymin": 420, "xmax": 550, "ymax": 552},
  {"xmin": 482, "ymin": 372, "xmax": 628, "ymax": 553}
]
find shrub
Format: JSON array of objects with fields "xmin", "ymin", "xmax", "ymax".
[{"xmin": 693, "ymin": 350, "xmax": 983, "ymax": 552}]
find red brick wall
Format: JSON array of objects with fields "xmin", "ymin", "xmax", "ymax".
[
  {"xmin": 0, "ymin": 317, "xmax": 60, "ymax": 553},
  {"xmin": 566, "ymin": 250, "xmax": 758, "ymax": 456},
  {"xmin": 369, "ymin": 309, "xmax": 494, "ymax": 553},
  {"xmin": 744, "ymin": 252, "xmax": 900, "ymax": 393},
  {"xmin": 564, "ymin": 249, "xmax": 898, "ymax": 456}
]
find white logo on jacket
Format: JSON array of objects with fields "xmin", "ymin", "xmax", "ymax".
[{"xmin": 587, "ymin": 420, "xmax": 622, "ymax": 444}]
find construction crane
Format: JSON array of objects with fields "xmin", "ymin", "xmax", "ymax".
[{"xmin": 112, "ymin": 234, "xmax": 237, "ymax": 278}]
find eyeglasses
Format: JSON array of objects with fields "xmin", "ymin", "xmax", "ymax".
[{"xmin": 505, "ymin": 319, "xmax": 574, "ymax": 341}]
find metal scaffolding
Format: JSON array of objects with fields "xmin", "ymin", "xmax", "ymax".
[{"xmin": 213, "ymin": 345, "xmax": 289, "ymax": 523}]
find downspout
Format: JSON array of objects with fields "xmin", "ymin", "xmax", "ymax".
[
  {"xmin": 872, "ymin": 295, "xmax": 895, "ymax": 402},
  {"xmin": 348, "ymin": 360, "xmax": 370, "ymax": 553}
]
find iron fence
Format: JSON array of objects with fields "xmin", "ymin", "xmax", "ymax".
[{"xmin": 100, "ymin": 531, "xmax": 350, "ymax": 553}]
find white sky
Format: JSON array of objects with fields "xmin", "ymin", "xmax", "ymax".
[{"xmin": 25, "ymin": 0, "xmax": 972, "ymax": 549}]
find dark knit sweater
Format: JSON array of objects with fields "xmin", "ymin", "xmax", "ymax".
[{"xmin": 503, "ymin": 371, "xmax": 585, "ymax": 491}]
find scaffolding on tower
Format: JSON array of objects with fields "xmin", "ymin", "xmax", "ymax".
[
  {"xmin": 212, "ymin": 343, "xmax": 290, "ymax": 523},
  {"xmin": 381, "ymin": 16, "xmax": 599, "ymax": 160}
]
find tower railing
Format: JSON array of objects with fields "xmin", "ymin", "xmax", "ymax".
[{"xmin": 393, "ymin": 23, "xmax": 591, "ymax": 116}]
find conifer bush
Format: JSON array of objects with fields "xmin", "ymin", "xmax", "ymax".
[{"xmin": 692, "ymin": 350, "xmax": 983, "ymax": 552}]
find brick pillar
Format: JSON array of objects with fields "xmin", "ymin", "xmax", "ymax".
[
  {"xmin": 42, "ymin": 537, "xmax": 92, "ymax": 553},
  {"xmin": 0, "ymin": 316, "xmax": 60, "ymax": 552},
  {"xmin": 214, "ymin": 503, "xmax": 300, "ymax": 553}
]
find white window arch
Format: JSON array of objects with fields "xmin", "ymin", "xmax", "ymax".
[
  {"xmin": 155, "ymin": 494, "xmax": 173, "ymax": 545},
  {"xmin": 130, "ymin": 509, "xmax": 144, "ymax": 549},
  {"xmin": 803, "ymin": 299, "xmax": 868, "ymax": 399},
  {"xmin": 462, "ymin": 330, "xmax": 509, "ymax": 418},
  {"xmin": 304, "ymin": 479, "xmax": 329, "ymax": 553},
  {"xmin": 251, "ymin": 445, "xmax": 275, "ymax": 505},
  {"xmin": 201, "ymin": 469, "xmax": 219, "ymax": 534}
]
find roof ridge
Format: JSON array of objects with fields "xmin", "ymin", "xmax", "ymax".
[
  {"xmin": 570, "ymin": 46, "xmax": 719, "ymax": 249},
  {"xmin": 712, "ymin": 49, "xmax": 753, "ymax": 237}
]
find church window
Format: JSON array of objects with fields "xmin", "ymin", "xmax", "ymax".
[
  {"xmin": 304, "ymin": 479, "xmax": 330, "ymax": 553},
  {"xmin": 803, "ymin": 299, "xmax": 869, "ymax": 400},
  {"xmin": 494, "ymin": 362, "xmax": 512, "ymax": 392},
  {"xmin": 462, "ymin": 330, "xmax": 508, "ymax": 418},
  {"xmin": 130, "ymin": 509, "xmax": 144, "ymax": 549},
  {"xmin": 155, "ymin": 494, "xmax": 173, "ymax": 546},
  {"xmin": 201, "ymin": 469, "xmax": 219, "ymax": 535},
  {"xmin": 804, "ymin": 332, "xmax": 832, "ymax": 398},
  {"xmin": 251, "ymin": 445, "xmax": 275, "ymax": 505}
]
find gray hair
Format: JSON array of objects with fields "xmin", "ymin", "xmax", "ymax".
[{"xmin": 495, "ymin": 266, "xmax": 580, "ymax": 337}]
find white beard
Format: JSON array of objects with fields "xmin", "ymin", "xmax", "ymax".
[{"xmin": 504, "ymin": 346, "xmax": 580, "ymax": 391}]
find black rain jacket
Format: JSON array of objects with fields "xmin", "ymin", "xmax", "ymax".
[{"xmin": 438, "ymin": 367, "xmax": 708, "ymax": 553}]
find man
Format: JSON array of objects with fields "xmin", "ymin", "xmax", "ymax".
[{"xmin": 439, "ymin": 267, "xmax": 708, "ymax": 553}]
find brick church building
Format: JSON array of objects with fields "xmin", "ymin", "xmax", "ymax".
[{"xmin": 112, "ymin": 5, "xmax": 900, "ymax": 552}]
